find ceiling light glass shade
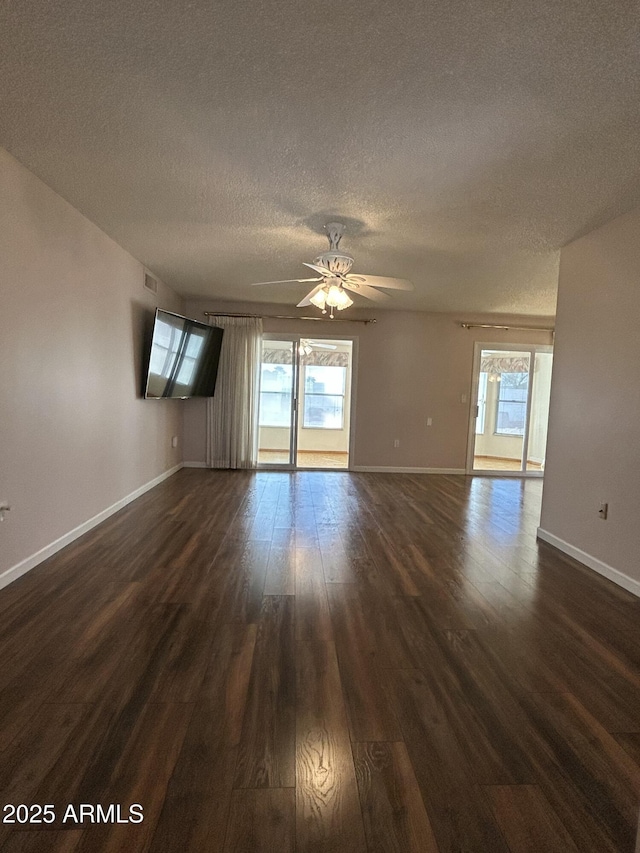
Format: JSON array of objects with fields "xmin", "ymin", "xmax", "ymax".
[
  {"xmin": 335, "ymin": 290, "xmax": 353, "ymax": 310},
  {"xmin": 309, "ymin": 288, "xmax": 327, "ymax": 309},
  {"xmin": 326, "ymin": 284, "xmax": 345, "ymax": 307}
]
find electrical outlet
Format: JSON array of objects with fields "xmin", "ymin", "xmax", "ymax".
[
  {"xmin": 171, "ymin": 436, "xmax": 178, "ymax": 448},
  {"xmin": 598, "ymin": 502, "xmax": 608, "ymax": 520},
  {"xmin": 393, "ymin": 439, "xmax": 400, "ymax": 448},
  {"xmin": 427, "ymin": 417, "xmax": 433, "ymax": 427}
]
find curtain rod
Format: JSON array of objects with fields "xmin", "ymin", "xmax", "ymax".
[
  {"xmin": 204, "ymin": 311, "xmax": 376, "ymax": 325},
  {"xmin": 460, "ymin": 323, "xmax": 554, "ymax": 333}
]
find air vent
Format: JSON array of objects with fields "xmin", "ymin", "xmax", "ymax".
[{"xmin": 144, "ymin": 273, "xmax": 158, "ymax": 294}]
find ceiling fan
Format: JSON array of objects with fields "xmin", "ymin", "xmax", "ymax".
[
  {"xmin": 299, "ymin": 338, "xmax": 337, "ymax": 355},
  {"xmin": 251, "ymin": 222, "xmax": 413, "ymax": 317}
]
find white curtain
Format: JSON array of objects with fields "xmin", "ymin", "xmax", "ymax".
[{"xmin": 207, "ymin": 316, "xmax": 263, "ymax": 469}]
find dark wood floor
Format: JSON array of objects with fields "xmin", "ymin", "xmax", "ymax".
[{"xmin": 1, "ymin": 470, "xmax": 639, "ymax": 852}]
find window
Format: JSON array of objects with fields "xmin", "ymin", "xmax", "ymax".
[
  {"xmin": 495, "ymin": 372, "xmax": 529, "ymax": 435},
  {"xmin": 175, "ymin": 331, "xmax": 205, "ymax": 386},
  {"xmin": 149, "ymin": 321, "xmax": 181, "ymax": 379},
  {"xmin": 259, "ymin": 364, "xmax": 293, "ymax": 427},
  {"xmin": 302, "ymin": 365, "xmax": 346, "ymax": 429}
]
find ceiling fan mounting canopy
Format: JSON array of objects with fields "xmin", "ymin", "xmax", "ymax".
[
  {"xmin": 325, "ymin": 221, "xmax": 346, "ymax": 250},
  {"xmin": 313, "ymin": 222, "xmax": 354, "ymax": 275}
]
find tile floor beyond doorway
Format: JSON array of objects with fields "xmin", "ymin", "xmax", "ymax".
[
  {"xmin": 258, "ymin": 450, "xmax": 348, "ymax": 469},
  {"xmin": 473, "ymin": 455, "xmax": 543, "ymax": 472}
]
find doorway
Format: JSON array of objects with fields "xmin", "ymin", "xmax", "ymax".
[
  {"xmin": 257, "ymin": 336, "xmax": 354, "ymax": 469},
  {"xmin": 467, "ymin": 343, "xmax": 553, "ymax": 476}
]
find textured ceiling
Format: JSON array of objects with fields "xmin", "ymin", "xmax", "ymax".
[{"xmin": 1, "ymin": 0, "xmax": 639, "ymax": 315}]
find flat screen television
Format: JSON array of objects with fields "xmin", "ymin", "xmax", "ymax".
[{"xmin": 144, "ymin": 309, "xmax": 224, "ymax": 399}]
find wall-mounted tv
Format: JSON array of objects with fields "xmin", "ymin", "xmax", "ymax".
[{"xmin": 144, "ymin": 309, "xmax": 224, "ymax": 399}]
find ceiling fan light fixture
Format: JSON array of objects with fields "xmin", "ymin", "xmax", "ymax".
[
  {"xmin": 335, "ymin": 290, "xmax": 353, "ymax": 310},
  {"xmin": 252, "ymin": 222, "xmax": 413, "ymax": 314},
  {"xmin": 309, "ymin": 288, "xmax": 327, "ymax": 310},
  {"xmin": 327, "ymin": 284, "xmax": 353, "ymax": 311}
]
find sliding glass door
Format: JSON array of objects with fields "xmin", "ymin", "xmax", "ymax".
[
  {"xmin": 258, "ymin": 339, "xmax": 297, "ymax": 468},
  {"xmin": 467, "ymin": 343, "xmax": 553, "ymax": 475},
  {"xmin": 257, "ymin": 335, "xmax": 353, "ymax": 469}
]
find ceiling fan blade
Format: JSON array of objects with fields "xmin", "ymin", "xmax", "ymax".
[
  {"xmin": 300, "ymin": 338, "xmax": 337, "ymax": 350},
  {"xmin": 297, "ymin": 284, "xmax": 325, "ymax": 307},
  {"xmin": 342, "ymin": 282, "xmax": 391, "ymax": 302},
  {"xmin": 251, "ymin": 277, "xmax": 322, "ymax": 286},
  {"xmin": 345, "ymin": 274, "xmax": 414, "ymax": 291},
  {"xmin": 302, "ymin": 262, "xmax": 331, "ymax": 277}
]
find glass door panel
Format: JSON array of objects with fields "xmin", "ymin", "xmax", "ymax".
[
  {"xmin": 258, "ymin": 339, "xmax": 296, "ymax": 467},
  {"xmin": 296, "ymin": 340, "xmax": 352, "ymax": 469},
  {"xmin": 472, "ymin": 349, "xmax": 531, "ymax": 473},
  {"xmin": 526, "ymin": 351, "xmax": 553, "ymax": 472}
]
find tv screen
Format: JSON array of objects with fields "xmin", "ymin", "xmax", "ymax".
[{"xmin": 144, "ymin": 310, "xmax": 224, "ymax": 399}]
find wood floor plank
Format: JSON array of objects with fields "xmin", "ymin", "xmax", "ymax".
[
  {"xmin": 319, "ymin": 539, "xmax": 358, "ymax": 584},
  {"xmin": 0, "ymin": 705, "xmax": 89, "ymax": 848},
  {"xmin": 73, "ymin": 702, "xmax": 193, "ymax": 853},
  {"xmin": 51, "ymin": 602, "xmax": 191, "ymax": 710},
  {"xmin": 4, "ymin": 702, "xmax": 119, "ymax": 833},
  {"xmin": 354, "ymin": 741, "xmax": 439, "ymax": 853},
  {"xmin": 327, "ymin": 584, "xmax": 402, "ymax": 742},
  {"xmin": 295, "ymin": 547, "xmax": 334, "ymax": 647},
  {"xmin": 387, "ymin": 668, "xmax": 511, "ymax": 853},
  {"xmin": 263, "ymin": 546, "xmax": 296, "ymax": 596},
  {"xmin": 211, "ymin": 540, "xmax": 270, "ymax": 626},
  {"xmin": 520, "ymin": 691, "xmax": 640, "ymax": 853},
  {"xmin": 433, "ymin": 628, "xmax": 535, "ymax": 784},
  {"xmin": 614, "ymin": 733, "xmax": 640, "ymax": 768},
  {"xmin": 223, "ymin": 789, "xmax": 295, "ymax": 853},
  {"xmin": 234, "ymin": 596, "xmax": 296, "ymax": 788},
  {"xmin": 296, "ymin": 638, "xmax": 368, "ymax": 853},
  {"xmin": 486, "ymin": 785, "xmax": 579, "ymax": 853},
  {"xmin": 149, "ymin": 624, "xmax": 256, "ymax": 853},
  {"xmin": 0, "ymin": 831, "xmax": 84, "ymax": 853}
]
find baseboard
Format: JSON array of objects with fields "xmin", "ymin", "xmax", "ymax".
[
  {"xmin": 0, "ymin": 463, "xmax": 184, "ymax": 593},
  {"xmin": 182, "ymin": 461, "xmax": 209, "ymax": 468},
  {"xmin": 536, "ymin": 527, "xmax": 640, "ymax": 599},
  {"xmin": 351, "ymin": 466, "xmax": 466, "ymax": 474}
]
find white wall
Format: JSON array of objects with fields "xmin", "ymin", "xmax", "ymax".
[
  {"xmin": 539, "ymin": 205, "xmax": 640, "ymax": 594},
  {"xmin": 0, "ymin": 148, "xmax": 184, "ymax": 584}
]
